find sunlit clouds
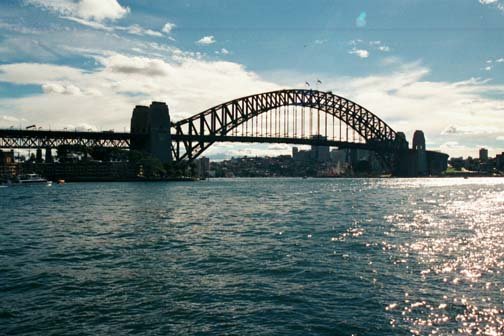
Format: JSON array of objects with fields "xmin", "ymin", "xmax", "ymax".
[
  {"xmin": 349, "ymin": 49, "xmax": 369, "ymax": 58},
  {"xmin": 196, "ymin": 35, "xmax": 216, "ymax": 45},
  {"xmin": 25, "ymin": 0, "xmax": 130, "ymax": 22},
  {"xmin": 0, "ymin": 0, "xmax": 503, "ymax": 158}
]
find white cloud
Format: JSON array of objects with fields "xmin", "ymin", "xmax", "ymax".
[
  {"xmin": 215, "ymin": 48, "xmax": 230, "ymax": 55},
  {"xmin": 62, "ymin": 16, "xmax": 114, "ymax": 31},
  {"xmin": 1, "ymin": 115, "xmax": 27, "ymax": 124},
  {"xmin": 1, "ymin": 38, "xmax": 504, "ymax": 158},
  {"xmin": 0, "ymin": 21, "xmax": 40, "ymax": 34},
  {"xmin": 162, "ymin": 22, "xmax": 176, "ymax": 34},
  {"xmin": 61, "ymin": 16, "xmax": 163, "ymax": 37},
  {"xmin": 42, "ymin": 83, "xmax": 83, "ymax": 95},
  {"xmin": 349, "ymin": 48, "xmax": 369, "ymax": 58},
  {"xmin": 496, "ymin": 58, "xmax": 504, "ymax": 63},
  {"xmin": 478, "ymin": 0, "xmax": 504, "ymax": 12},
  {"xmin": 369, "ymin": 40, "xmax": 390, "ymax": 52},
  {"xmin": 442, "ymin": 125, "xmax": 501, "ymax": 135},
  {"xmin": 0, "ymin": 53, "xmax": 279, "ymax": 130},
  {"xmin": 196, "ymin": 35, "xmax": 216, "ymax": 45},
  {"xmin": 26, "ymin": 0, "xmax": 130, "ymax": 22},
  {"xmin": 484, "ymin": 66, "xmax": 492, "ymax": 71},
  {"xmin": 268, "ymin": 61, "xmax": 504, "ymax": 157},
  {"xmin": 119, "ymin": 24, "xmax": 163, "ymax": 37},
  {"xmin": 350, "ymin": 39, "xmax": 390, "ymax": 54}
]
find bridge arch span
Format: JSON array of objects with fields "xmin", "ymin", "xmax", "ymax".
[{"xmin": 171, "ymin": 89, "xmax": 405, "ymax": 161}]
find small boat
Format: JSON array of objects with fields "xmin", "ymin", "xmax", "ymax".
[{"xmin": 16, "ymin": 173, "xmax": 50, "ymax": 184}]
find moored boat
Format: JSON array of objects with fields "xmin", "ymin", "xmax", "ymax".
[{"xmin": 16, "ymin": 173, "xmax": 50, "ymax": 184}]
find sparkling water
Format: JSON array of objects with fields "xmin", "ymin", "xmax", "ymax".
[{"xmin": 1, "ymin": 178, "xmax": 503, "ymax": 335}]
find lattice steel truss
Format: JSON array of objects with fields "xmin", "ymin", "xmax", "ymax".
[
  {"xmin": 171, "ymin": 89, "xmax": 407, "ymax": 161},
  {"xmin": 0, "ymin": 129, "xmax": 131, "ymax": 149}
]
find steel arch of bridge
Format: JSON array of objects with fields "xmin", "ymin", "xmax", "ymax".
[{"xmin": 171, "ymin": 89, "xmax": 405, "ymax": 162}]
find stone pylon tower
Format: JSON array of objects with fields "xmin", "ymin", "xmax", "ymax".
[
  {"xmin": 130, "ymin": 102, "xmax": 173, "ymax": 163},
  {"xmin": 412, "ymin": 130, "xmax": 427, "ymax": 175}
]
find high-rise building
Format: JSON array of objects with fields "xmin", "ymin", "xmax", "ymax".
[{"xmin": 479, "ymin": 148, "xmax": 488, "ymax": 162}]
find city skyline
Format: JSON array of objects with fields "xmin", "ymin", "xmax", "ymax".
[{"xmin": 1, "ymin": 0, "xmax": 504, "ymax": 158}]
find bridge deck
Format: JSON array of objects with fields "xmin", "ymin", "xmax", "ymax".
[
  {"xmin": 0, "ymin": 129, "xmax": 390, "ymax": 151},
  {"xmin": 0, "ymin": 129, "xmax": 132, "ymax": 149}
]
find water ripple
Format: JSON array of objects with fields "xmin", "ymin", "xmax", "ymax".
[{"xmin": 1, "ymin": 178, "xmax": 503, "ymax": 335}]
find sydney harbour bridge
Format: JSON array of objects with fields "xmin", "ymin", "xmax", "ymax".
[{"xmin": 0, "ymin": 89, "xmax": 447, "ymax": 176}]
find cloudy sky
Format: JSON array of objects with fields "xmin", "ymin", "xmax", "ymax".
[{"xmin": 0, "ymin": 0, "xmax": 503, "ymax": 159}]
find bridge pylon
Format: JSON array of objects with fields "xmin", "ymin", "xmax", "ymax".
[{"xmin": 130, "ymin": 102, "xmax": 173, "ymax": 163}]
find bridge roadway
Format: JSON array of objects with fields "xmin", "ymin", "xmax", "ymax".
[
  {"xmin": 0, "ymin": 129, "xmax": 382, "ymax": 151},
  {"xmin": 0, "ymin": 129, "xmax": 132, "ymax": 149}
]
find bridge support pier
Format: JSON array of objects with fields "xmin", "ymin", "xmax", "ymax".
[
  {"xmin": 130, "ymin": 102, "xmax": 173, "ymax": 164},
  {"xmin": 393, "ymin": 130, "xmax": 448, "ymax": 176},
  {"xmin": 36, "ymin": 148, "xmax": 43, "ymax": 163},
  {"xmin": 45, "ymin": 146, "xmax": 53, "ymax": 163}
]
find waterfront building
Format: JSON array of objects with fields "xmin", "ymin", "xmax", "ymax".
[{"xmin": 0, "ymin": 149, "xmax": 17, "ymax": 178}]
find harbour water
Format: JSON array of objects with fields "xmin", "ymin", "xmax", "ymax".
[{"xmin": 1, "ymin": 178, "xmax": 503, "ymax": 335}]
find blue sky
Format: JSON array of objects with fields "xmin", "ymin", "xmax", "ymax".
[{"xmin": 1, "ymin": 0, "xmax": 504, "ymax": 158}]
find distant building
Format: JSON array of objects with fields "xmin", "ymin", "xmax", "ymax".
[
  {"xmin": 479, "ymin": 148, "xmax": 489, "ymax": 162},
  {"xmin": 0, "ymin": 149, "xmax": 14, "ymax": 164},
  {"xmin": 292, "ymin": 136, "xmax": 330, "ymax": 162},
  {"xmin": 195, "ymin": 157, "xmax": 210, "ymax": 178},
  {"xmin": 292, "ymin": 149, "xmax": 311, "ymax": 162},
  {"xmin": 449, "ymin": 157, "xmax": 465, "ymax": 170},
  {"xmin": 0, "ymin": 150, "xmax": 18, "ymax": 178},
  {"xmin": 496, "ymin": 152, "xmax": 504, "ymax": 170},
  {"xmin": 311, "ymin": 135, "xmax": 330, "ymax": 162}
]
